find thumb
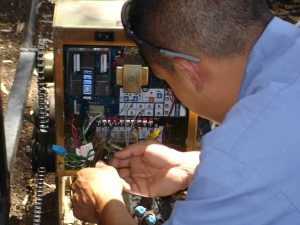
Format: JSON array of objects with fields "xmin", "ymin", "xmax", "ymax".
[
  {"xmin": 95, "ymin": 161, "xmax": 106, "ymax": 168},
  {"xmin": 120, "ymin": 178, "xmax": 133, "ymax": 194}
]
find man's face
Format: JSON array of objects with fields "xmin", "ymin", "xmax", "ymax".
[{"xmin": 150, "ymin": 62, "xmax": 203, "ymax": 115}]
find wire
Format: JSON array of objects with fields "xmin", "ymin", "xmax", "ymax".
[
  {"xmin": 168, "ymin": 95, "xmax": 176, "ymax": 117},
  {"xmin": 82, "ymin": 123, "xmax": 87, "ymax": 145},
  {"xmin": 128, "ymin": 109, "xmax": 145, "ymax": 143},
  {"xmin": 111, "ymin": 54, "xmax": 124, "ymax": 69},
  {"xmin": 119, "ymin": 102, "xmax": 129, "ymax": 115},
  {"xmin": 70, "ymin": 114, "xmax": 80, "ymax": 148},
  {"xmin": 135, "ymin": 128, "xmax": 139, "ymax": 143},
  {"xmin": 84, "ymin": 114, "xmax": 103, "ymax": 135},
  {"xmin": 64, "ymin": 149, "xmax": 95, "ymax": 170},
  {"xmin": 146, "ymin": 128, "xmax": 161, "ymax": 140},
  {"xmin": 105, "ymin": 124, "xmax": 114, "ymax": 144},
  {"xmin": 124, "ymin": 102, "xmax": 131, "ymax": 146},
  {"xmin": 103, "ymin": 143, "xmax": 123, "ymax": 162}
]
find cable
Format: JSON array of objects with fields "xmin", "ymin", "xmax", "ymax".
[
  {"xmin": 124, "ymin": 102, "xmax": 132, "ymax": 146},
  {"xmin": 135, "ymin": 128, "xmax": 139, "ymax": 143},
  {"xmin": 70, "ymin": 114, "xmax": 80, "ymax": 148},
  {"xmin": 105, "ymin": 124, "xmax": 114, "ymax": 144},
  {"xmin": 168, "ymin": 95, "xmax": 176, "ymax": 117},
  {"xmin": 82, "ymin": 123, "xmax": 87, "ymax": 145},
  {"xmin": 128, "ymin": 109, "xmax": 145, "ymax": 143},
  {"xmin": 103, "ymin": 143, "xmax": 123, "ymax": 162},
  {"xmin": 84, "ymin": 114, "xmax": 103, "ymax": 135},
  {"xmin": 64, "ymin": 149, "xmax": 95, "ymax": 170}
]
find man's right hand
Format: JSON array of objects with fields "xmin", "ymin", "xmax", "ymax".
[{"xmin": 109, "ymin": 141, "xmax": 200, "ymax": 197}]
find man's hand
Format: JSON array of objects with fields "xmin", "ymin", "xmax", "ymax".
[
  {"xmin": 110, "ymin": 141, "xmax": 200, "ymax": 197},
  {"xmin": 71, "ymin": 162, "xmax": 124, "ymax": 223}
]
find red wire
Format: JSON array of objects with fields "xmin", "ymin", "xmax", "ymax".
[
  {"xmin": 168, "ymin": 95, "xmax": 176, "ymax": 117},
  {"xmin": 70, "ymin": 113, "xmax": 80, "ymax": 148}
]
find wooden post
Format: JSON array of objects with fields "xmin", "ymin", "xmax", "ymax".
[{"xmin": 187, "ymin": 111, "xmax": 198, "ymax": 151}]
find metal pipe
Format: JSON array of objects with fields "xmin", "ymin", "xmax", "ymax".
[{"xmin": 5, "ymin": 0, "xmax": 38, "ymax": 171}]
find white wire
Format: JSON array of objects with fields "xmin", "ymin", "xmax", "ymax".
[
  {"xmin": 124, "ymin": 102, "xmax": 134, "ymax": 146},
  {"xmin": 127, "ymin": 109, "xmax": 145, "ymax": 143},
  {"xmin": 84, "ymin": 114, "xmax": 103, "ymax": 135}
]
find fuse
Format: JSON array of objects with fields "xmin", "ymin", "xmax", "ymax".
[
  {"xmin": 73, "ymin": 54, "xmax": 80, "ymax": 72},
  {"xmin": 100, "ymin": 53, "xmax": 108, "ymax": 73}
]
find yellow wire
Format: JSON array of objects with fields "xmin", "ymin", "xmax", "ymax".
[{"xmin": 146, "ymin": 128, "xmax": 161, "ymax": 140}]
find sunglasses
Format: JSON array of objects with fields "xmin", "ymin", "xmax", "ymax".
[{"xmin": 121, "ymin": 0, "xmax": 200, "ymax": 63}]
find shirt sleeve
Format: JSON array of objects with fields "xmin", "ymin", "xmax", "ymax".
[{"xmin": 163, "ymin": 146, "xmax": 299, "ymax": 225}]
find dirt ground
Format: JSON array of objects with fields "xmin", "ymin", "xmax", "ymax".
[
  {"xmin": 1, "ymin": 0, "xmax": 56, "ymax": 224},
  {"xmin": 0, "ymin": 0, "xmax": 299, "ymax": 225}
]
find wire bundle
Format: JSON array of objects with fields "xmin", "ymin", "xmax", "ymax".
[
  {"xmin": 64, "ymin": 114, "xmax": 104, "ymax": 170},
  {"xmin": 64, "ymin": 149, "xmax": 95, "ymax": 170}
]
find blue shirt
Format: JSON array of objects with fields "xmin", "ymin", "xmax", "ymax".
[{"xmin": 165, "ymin": 17, "xmax": 300, "ymax": 225}]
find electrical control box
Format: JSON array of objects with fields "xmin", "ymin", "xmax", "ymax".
[
  {"xmin": 53, "ymin": 0, "xmax": 198, "ymax": 176},
  {"xmin": 52, "ymin": 0, "xmax": 199, "ymax": 223}
]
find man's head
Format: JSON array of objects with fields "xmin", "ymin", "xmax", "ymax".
[
  {"xmin": 127, "ymin": 0, "xmax": 272, "ymax": 60},
  {"xmin": 124, "ymin": 0, "xmax": 273, "ymax": 122}
]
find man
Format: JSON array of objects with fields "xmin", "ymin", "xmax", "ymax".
[{"xmin": 71, "ymin": 0, "xmax": 300, "ymax": 224}]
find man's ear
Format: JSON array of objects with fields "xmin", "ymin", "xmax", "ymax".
[{"xmin": 172, "ymin": 58, "xmax": 204, "ymax": 92}]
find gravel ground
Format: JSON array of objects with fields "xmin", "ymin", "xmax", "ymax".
[{"xmin": 0, "ymin": 0, "xmax": 299, "ymax": 224}]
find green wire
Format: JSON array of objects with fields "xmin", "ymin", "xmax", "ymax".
[{"xmin": 64, "ymin": 149, "xmax": 95, "ymax": 170}]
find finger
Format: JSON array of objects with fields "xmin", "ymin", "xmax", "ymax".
[
  {"xmin": 143, "ymin": 144, "xmax": 182, "ymax": 167},
  {"xmin": 120, "ymin": 178, "xmax": 132, "ymax": 193},
  {"xmin": 108, "ymin": 157, "xmax": 119, "ymax": 167},
  {"xmin": 118, "ymin": 168, "xmax": 131, "ymax": 178},
  {"xmin": 125, "ymin": 182, "xmax": 147, "ymax": 196},
  {"xmin": 95, "ymin": 161, "xmax": 107, "ymax": 168},
  {"xmin": 113, "ymin": 147, "xmax": 142, "ymax": 159},
  {"xmin": 73, "ymin": 205, "xmax": 94, "ymax": 223},
  {"xmin": 71, "ymin": 181, "xmax": 77, "ymax": 192},
  {"xmin": 75, "ymin": 171, "xmax": 79, "ymax": 180},
  {"xmin": 113, "ymin": 140, "xmax": 156, "ymax": 159},
  {"xmin": 71, "ymin": 190, "xmax": 82, "ymax": 210},
  {"xmin": 117, "ymin": 169, "xmax": 134, "ymax": 184},
  {"xmin": 123, "ymin": 176, "xmax": 134, "ymax": 185},
  {"xmin": 71, "ymin": 192, "xmax": 77, "ymax": 205},
  {"xmin": 71, "ymin": 190, "xmax": 98, "ymax": 223},
  {"xmin": 120, "ymin": 177, "xmax": 142, "ymax": 195},
  {"xmin": 120, "ymin": 177, "xmax": 149, "ymax": 197},
  {"xmin": 109, "ymin": 158, "xmax": 131, "ymax": 169}
]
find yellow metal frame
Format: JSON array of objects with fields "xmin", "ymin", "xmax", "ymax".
[{"xmin": 53, "ymin": 0, "xmax": 198, "ymax": 223}]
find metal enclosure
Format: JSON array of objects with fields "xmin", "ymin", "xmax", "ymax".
[{"xmin": 52, "ymin": 0, "xmax": 198, "ymax": 223}]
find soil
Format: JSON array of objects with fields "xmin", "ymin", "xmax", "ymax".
[
  {"xmin": 1, "ymin": 0, "xmax": 57, "ymax": 224},
  {"xmin": 0, "ymin": 0, "xmax": 299, "ymax": 225}
]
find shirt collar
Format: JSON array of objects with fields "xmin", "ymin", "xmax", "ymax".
[{"xmin": 239, "ymin": 17, "xmax": 300, "ymax": 99}]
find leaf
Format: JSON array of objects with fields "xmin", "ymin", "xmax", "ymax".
[
  {"xmin": 15, "ymin": 21, "xmax": 25, "ymax": 34},
  {"xmin": 1, "ymin": 83, "xmax": 9, "ymax": 95}
]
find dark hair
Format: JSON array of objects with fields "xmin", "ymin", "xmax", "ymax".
[{"xmin": 129, "ymin": 0, "xmax": 273, "ymax": 59}]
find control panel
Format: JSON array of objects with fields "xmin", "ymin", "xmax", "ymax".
[{"xmin": 61, "ymin": 46, "xmax": 190, "ymax": 169}]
